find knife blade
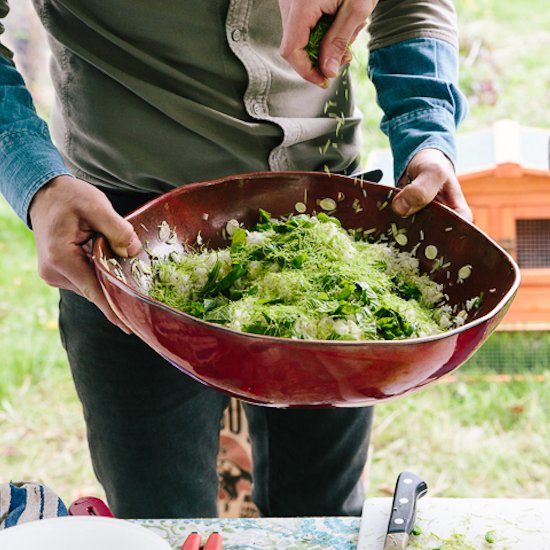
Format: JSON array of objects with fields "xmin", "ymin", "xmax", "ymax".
[{"xmin": 383, "ymin": 471, "xmax": 428, "ymax": 549}]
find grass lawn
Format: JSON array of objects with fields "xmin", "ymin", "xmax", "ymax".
[
  {"xmin": 1, "ymin": 0, "xmax": 550, "ymax": 507},
  {"xmin": 0, "ymin": 198, "xmax": 104, "ymax": 502}
]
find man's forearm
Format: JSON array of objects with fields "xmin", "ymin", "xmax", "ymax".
[
  {"xmin": 367, "ymin": 0, "xmax": 466, "ymax": 182},
  {"xmin": 368, "ymin": 37, "xmax": 467, "ymax": 182}
]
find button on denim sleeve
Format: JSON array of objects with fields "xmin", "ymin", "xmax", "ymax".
[
  {"xmin": 0, "ymin": 55, "xmax": 71, "ymax": 226},
  {"xmin": 368, "ymin": 37, "xmax": 468, "ymax": 183}
]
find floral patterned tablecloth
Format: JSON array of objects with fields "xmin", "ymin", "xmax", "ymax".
[
  {"xmin": 133, "ymin": 498, "xmax": 550, "ymax": 549},
  {"xmin": 135, "ymin": 516, "xmax": 360, "ymax": 550}
]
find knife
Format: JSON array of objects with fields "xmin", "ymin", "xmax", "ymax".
[{"xmin": 383, "ymin": 471, "xmax": 428, "ymax": 549}]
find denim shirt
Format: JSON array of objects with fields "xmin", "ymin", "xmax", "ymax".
[
  {"xmin": 369, "ymin": 37, "xmax": 467, "ymax": 181},
  {"xmin": 0, "ymin": 1, "xmax": 466, "ymax": 226}
]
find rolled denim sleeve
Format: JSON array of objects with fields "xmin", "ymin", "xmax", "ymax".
[
  {"xmin": 368, "ymin": 37, "xmax": 468, "ymax": 182},
  {"xmin": 0, "ymin": 54, "xmax": 71, "ymax": 226}
]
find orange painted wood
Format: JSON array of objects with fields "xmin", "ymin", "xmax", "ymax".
[
  {"xmin": 458, "ymin": 170, "xmax": 550, "ymax": 327},
  {"xmin": 471, "ymin": 206, "xmax": 491, "ymax": 234}
]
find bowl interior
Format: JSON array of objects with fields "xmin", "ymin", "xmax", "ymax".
[{"xmin": 95, "ymin": 171, "xmax": 518, "ymax": 327}]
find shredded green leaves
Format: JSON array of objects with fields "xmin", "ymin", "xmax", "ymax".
[
  {"xmin": 147, "ymin": 211, "xmax": 478, "ymax": 341},
  {"xmin": 305, "ymin": 14, "xmax": 334, "ymax": 68}
]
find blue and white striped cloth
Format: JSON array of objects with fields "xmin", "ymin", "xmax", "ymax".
[{"xmin": 0, "ymin": 482, "xmax": 68, "ymax": 529}]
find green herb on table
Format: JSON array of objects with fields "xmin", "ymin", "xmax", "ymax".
[{"xmin": 410, "ymin": 532, "xmax": 477, "ymax": 549}]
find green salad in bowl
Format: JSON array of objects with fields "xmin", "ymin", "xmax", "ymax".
[{"xmin": 142, "ymin": 209, "xmax": 479, "ymax": 342}]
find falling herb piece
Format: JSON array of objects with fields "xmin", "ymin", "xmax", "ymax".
[{"xmin": 305, "ymin": 14, "xmax": 335, "ymax": 68}]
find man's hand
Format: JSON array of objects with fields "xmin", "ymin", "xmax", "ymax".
[
  {"xmin": 391, "ymin": 149, "xmax": 473, "ymax": 222},
  {"xmin": 29, "ymin": 175, "xmax": 142, "ymax": 333},
  {"xmin": 278, "ymin": 0, "xmax": 378, "ymax": 86}
]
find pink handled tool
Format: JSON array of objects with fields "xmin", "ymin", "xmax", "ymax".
[{"xmin": 68, "ymin": 496, "xmax": 114, "ymax": 517}]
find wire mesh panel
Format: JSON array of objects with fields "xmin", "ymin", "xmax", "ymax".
[
  {"xmin": 516, "ymin": 219, "xmax": 550, "ymax": 268},
  {"xmin": 460, "ymin": 331, "xmax": 550, "ymax": 374}
]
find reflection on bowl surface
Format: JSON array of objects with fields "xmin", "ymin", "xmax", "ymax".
[{"xmin": 93, "ymin": 172, "xmax": 520, "ymax": 407}]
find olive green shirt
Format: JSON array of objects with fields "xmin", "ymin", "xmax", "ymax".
[{"xmin": 1, "ymin": 0, "xmax": 458, "ymax": 196}]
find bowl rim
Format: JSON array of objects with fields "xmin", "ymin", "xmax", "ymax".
[{"xmin": 93, "ymin": 170, "xmax": 521, "ymax": 348}]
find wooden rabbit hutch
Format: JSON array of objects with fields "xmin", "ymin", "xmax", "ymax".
[{"xmin": 454, "ymin": 120, "xmax": 550, "ymax": 329}]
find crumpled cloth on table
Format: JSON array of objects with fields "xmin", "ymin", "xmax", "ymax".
[{"xmin": 0, "ymin": 481, "xmax": 68, "ymax": 529}]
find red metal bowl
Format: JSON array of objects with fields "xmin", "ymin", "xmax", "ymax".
[{"xmin": 93, "ymin": 171, "xmax": 520, "ymax": 407}]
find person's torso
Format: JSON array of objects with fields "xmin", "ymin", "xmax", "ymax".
[{"xmin": 33, "ymin": 0, "xmax": 361, "ymax": 193}]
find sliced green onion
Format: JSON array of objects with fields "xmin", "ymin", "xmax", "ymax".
[
  {"xmin": 425, "ymin": 245, "xmax": 438, "ymax": 260},
  {"xmin": 458, "ymin": 264, "xmax": 472, "ymax": 280},
  {"xmin": 319, "ymin": 198, "xmax": 337, "ymax": 211},
  {"xmin": 395, "ymin": 234, "xmax": 408, "ymax": 246}
]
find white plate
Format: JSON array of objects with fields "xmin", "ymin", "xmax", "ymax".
[{"xmin": 0, "ymin": 516, "xmax": 171, "ymax": 550}]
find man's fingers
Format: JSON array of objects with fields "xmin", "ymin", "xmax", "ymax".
[
  {"xmin": 63, "ymin": 250, "xmax": 133, "ymax": 334},
  {"xmin": 390, "ymin": 148, "xmax": 473, "ymax": 221},
  {"xmin": 440, "ymin": 174, "xmax": 473, "ymax": 222},
  {"xmin": 30, "ymin": 175, "xmax": 136, "ymax": 333},
  {"xmin": 393, "ymin": 168, "xmax": 473, "ymax": 221},
  {"xmin": 285, "ymin": 48, "xmax": 328, "ymax": 86},
  {"xmin": 279, "ymin": 5, "xmax": 328, "ymax": 86},
  {"xmin": 278, "ymin": 1, "xmax": 377, "ymax": 85},
  {"xmin": 392, "ymin": 172, "xmax": 441, "ymax": 217},
  {"xmin": 320, "ymin": 19, "xmax": 364, "ymax": 78},
  {"xmin": 39, "ymin": 245, "xmax": 133, "ymax": 334},
  {"xmin": 319, "ymin": 0, "xmax": 374, "ymax": 78},
  {"xmin": 278, "ymin": 0, "xmax": 290, "ymax": 23},
  {"xmin": 87, "ymin": 200, "xmax": 142, "ymax": 258},
  {"xmin": 341, "ymin": 49, "xmax": 353, "ymax": 65}
]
